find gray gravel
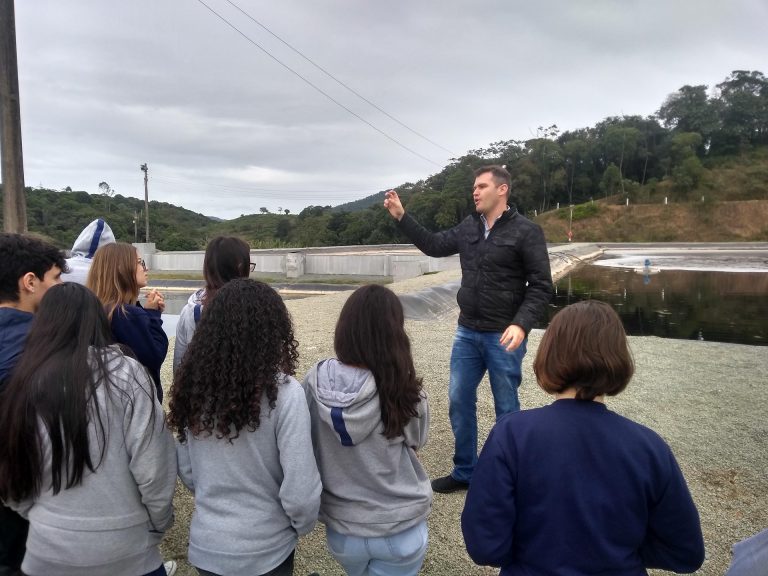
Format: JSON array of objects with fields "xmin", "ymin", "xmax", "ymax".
[{"xmin": 160, "ymin": 268, "xmax": 768, "ymax": 576}]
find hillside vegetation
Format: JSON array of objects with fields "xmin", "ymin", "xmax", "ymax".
[
  {"xmin": 538, "ymin": 199, "xmax": 768, "ymax": 243},
  {"xmin": 3, "ymin": 70, "xmax": 767, "ymax": 248},
  {"xmin": 0, "ymin": 187, "xmax": 212, "ymax": 251}
]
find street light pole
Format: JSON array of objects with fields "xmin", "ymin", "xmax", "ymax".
[{"xmin": 140, "ymin": 163, "xmax": 149, "ymax": 243}]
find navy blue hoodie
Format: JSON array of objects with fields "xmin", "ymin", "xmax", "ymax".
[
  {"xmin": 110, "ymin": 303, "xmax": 168, "ymax": 402},
  {"xmin": 0, "ymin": 308, "xmax": 34, "ymax": 389}
]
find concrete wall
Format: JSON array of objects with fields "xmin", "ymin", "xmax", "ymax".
[
  {"xmin": 305, "ymin": 253, "xmax": 392, "ymax": 276},
  {"xmin": 138, "ymin": 242, "xmax": 599, "ymax": 281},
  {"xmin": 141, "ymin": 244, "xmax": 460, "ymax": 279}
]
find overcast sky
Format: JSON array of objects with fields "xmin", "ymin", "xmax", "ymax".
[{"xmin": 12, "ymin": 0, "xmax": 768, "ymax": 219}]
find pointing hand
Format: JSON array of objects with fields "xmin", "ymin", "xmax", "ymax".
[{"xmin": 383, "ymin": 190, "xmax": 405, "ymax": 221}]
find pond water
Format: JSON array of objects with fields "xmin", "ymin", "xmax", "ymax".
[
  {"xmin": 401, "ymin": 249, "xmax": 768, "ymax": 347},
  {"xmin": 547, "ymin": 264, "xmax": 768, "ymax": 346}
]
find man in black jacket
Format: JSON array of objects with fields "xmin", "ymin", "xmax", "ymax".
[{"xmin": 384, "ymin": 165, "xmax": 553, "ymax": 493}]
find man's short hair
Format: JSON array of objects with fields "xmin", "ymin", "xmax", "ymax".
[
  {"xmin": 474, "ymin": 165, "xmax": 511, "ymax": 194},
  {"xmin": 0, "ymin": 233, "xmax": 67, "ymax": 303},
  {"xmin": 534, "ymin": 300, "xmax": 635, "ymax": 400}
]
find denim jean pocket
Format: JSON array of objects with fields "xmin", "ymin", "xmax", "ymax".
[
  {"xmin": 326, "ymin": 528, "xmax": 347, "ymax": 556},
  {"xmin": 384, "ymin": 521, "xmax": 428, "ymax": 560}
]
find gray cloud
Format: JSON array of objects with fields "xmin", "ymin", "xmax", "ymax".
[{"xmin": 13, "ymin": 0, "xmax": 768, "ymax": 218}]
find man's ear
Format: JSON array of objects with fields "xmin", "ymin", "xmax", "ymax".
[{"xmin": 19, "ymin": 272, "xmax": 38, "ymax": 295}]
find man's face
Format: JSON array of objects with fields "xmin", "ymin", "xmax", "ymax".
[
  {"xmin": 472, "ymin": 172, "xmax": 507, "ymax": 215},
  {"xmin": 31, "ymin": 265, "xmax": 63, "ymax": 311}
]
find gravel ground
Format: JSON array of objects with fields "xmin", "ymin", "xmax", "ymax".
[{"xmin": 159, "ymin": 268, "xmax": 768, "ymax": 576}]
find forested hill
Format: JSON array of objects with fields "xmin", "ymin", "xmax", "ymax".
[
  {"xmin": 0, "ymin": 187, "xmax": 213, "ymax": 251},
  {"xmin": 2, "ymin": 69, "xmax": 767, "ymax": 249},
  {"xmin": 332, "ymin": 190, "xmax": 387, "ymax": 212}
]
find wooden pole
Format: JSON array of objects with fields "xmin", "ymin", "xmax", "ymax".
[{"xmin": 0, "ymin": 0, "xmax": 27, "ymax": 232}]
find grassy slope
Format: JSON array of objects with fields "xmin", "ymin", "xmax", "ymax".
[
  {"xmin": 537, "ymin": 199, "xmax": 768, "ymax": 243},
  {"xmin": 536, "ymin": 150, "xmax": 768, "ymax": 242}
]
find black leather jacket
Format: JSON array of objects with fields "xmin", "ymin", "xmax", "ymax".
[{"xmin": 397, "ymin": 208, "xmax": 553, "ymax": 333}]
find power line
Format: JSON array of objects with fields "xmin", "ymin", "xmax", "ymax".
[
  {"xmin": 151, "ymin": 174, "xmax": 381, "ymax": 199},
  {"xmin": 222, "ymin": 0, "xmax": 455, "ymax": 156},
  {"xmin": 192, "ymin": 0, "xmax": 444, "ymax": 168}
]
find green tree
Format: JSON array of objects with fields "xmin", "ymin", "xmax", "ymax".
[
  {"xmin": 657, "ymin": 85, "xmax": 718, "ymax": 152},
  {"xmin": 672, "ymin": 156, "xmax": 705, "ymax": 195},
  {"xmin": 667, "ymin": 132, "xmax": 706, "ymax": 197},
  {"xmin": 275, "ymin": 218, "xmax": 291, "ymax": 240},
  {"xmin": 711, "ymin": 70, "xmax": 768, "ymax": 154},
  {"xmin": 524, "ymin": 132, "xmax": 563, "ymax": 212},
  {"xmin": 600, "ymin": 164, "xmax": 622, "ymax": 198},
  {"xmin": 670, "ymin": 132, "xmax": 703, "ymax": 163},
  {"xmin": 98, "ymin": 181, "xmax": 114, "ymax": 213}
]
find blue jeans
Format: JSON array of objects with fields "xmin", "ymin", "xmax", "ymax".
[
  {"xmin": 326, "ymin": 521, "xmax": 428, "ymax": 576},
  {"xmin": 196, "ymin": 550, "xmax": 294, "ymax": 576},
  {"xmin": 449, "ymin": 325, "xmax": 527, "ymax": 483}
]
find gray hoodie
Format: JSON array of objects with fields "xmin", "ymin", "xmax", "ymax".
[
  {"xmin": 61, "ymin": 219, "xmax": 116, "ymax": 285},
  {"xmin": 176, "ymin": 375, "xmax": 321, "ymax": 576},
  {"xmin": 8, "ymin": 347, "xmax": 176, "ymax": 576},
  {"xmin": 173, "ymin": 288, "xmax": 205, "ymax": 373},
  {"xmin": 302, "ymin": 359, "xmax": 432, "ymax": 538}
]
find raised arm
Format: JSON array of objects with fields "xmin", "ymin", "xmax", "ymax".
[{"xmin": 384, "ymin": 190, "xmax": 461, "ymax": 257}]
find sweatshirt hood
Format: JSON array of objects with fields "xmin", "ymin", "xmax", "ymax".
[
  {"xmin": 187, "ymin": 289, "xmax": 206, "ymax": 306},
  {"xmin": 306, "ymin": 359, "xmax": 381, "ymax": 446},
  {"xmin": 70, "ymin": 219, "xmax": 115, "ymax": 258}
]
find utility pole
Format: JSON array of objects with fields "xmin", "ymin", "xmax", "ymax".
[
  {"xmin": 140, "ymin": 163, "xmax": 149, "ymax": 242},
  {"xmin": 0, "ymin": 0, "xmax": 27, "ymax": 232}
]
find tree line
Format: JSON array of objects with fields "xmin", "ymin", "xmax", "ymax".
[
  {"xmin": 2, "ymin": 69, "xmax": 766, "ymax": 250},
  {"xmin": 0, "ymin": 187, "xmax": 211, "ymax": 251},
  {"xmin": 280, "ymin": 69, "xmax": 768, "ymax": 247}
]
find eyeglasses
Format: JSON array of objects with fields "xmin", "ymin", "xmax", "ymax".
[
  {"xmin": 249, "ymin": 262, "xmax": 256, "ymax": 272},
  {"xmin": 137, "ymin": 258, "xmax": 147, "ymax": 271}
]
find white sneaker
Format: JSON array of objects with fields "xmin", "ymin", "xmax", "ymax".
[{"xmin": 163, "ymin": 560, "xmax": 178, "ymax": 576}]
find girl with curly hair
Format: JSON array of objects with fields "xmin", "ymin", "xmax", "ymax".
[
  {"xmin": 0, "ymin": 283, "xmax": 176, "ymax": 576},
  {"xmin": 169, "ymin": 279, "xmax": 321, "ymax": 576},
  {"xmin": 173, "ymin": 236, "xmax": 251, "ymax": 374},
  {"xmin": 87, "ymin": 242, "xmax": 168, "ymax": 401},
  {"xmin": 302, "ymin": 284, "xmax": 431, "ymax": 576}
]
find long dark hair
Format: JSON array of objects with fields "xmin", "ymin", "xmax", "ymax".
[
  {"xmin": 202, "ymin": 236, "xmax": 251, "ymax": 305},
  {"xmin": 168, "ymin": 279, "xmax": 299, "ymax": 443},
  {"xmin": 0, "ymin": 283, "xmax": 134, "ymax": 502},
  {"xmin": 334, "ymin": 284, "xmax": 423, "ymax": 439}
]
